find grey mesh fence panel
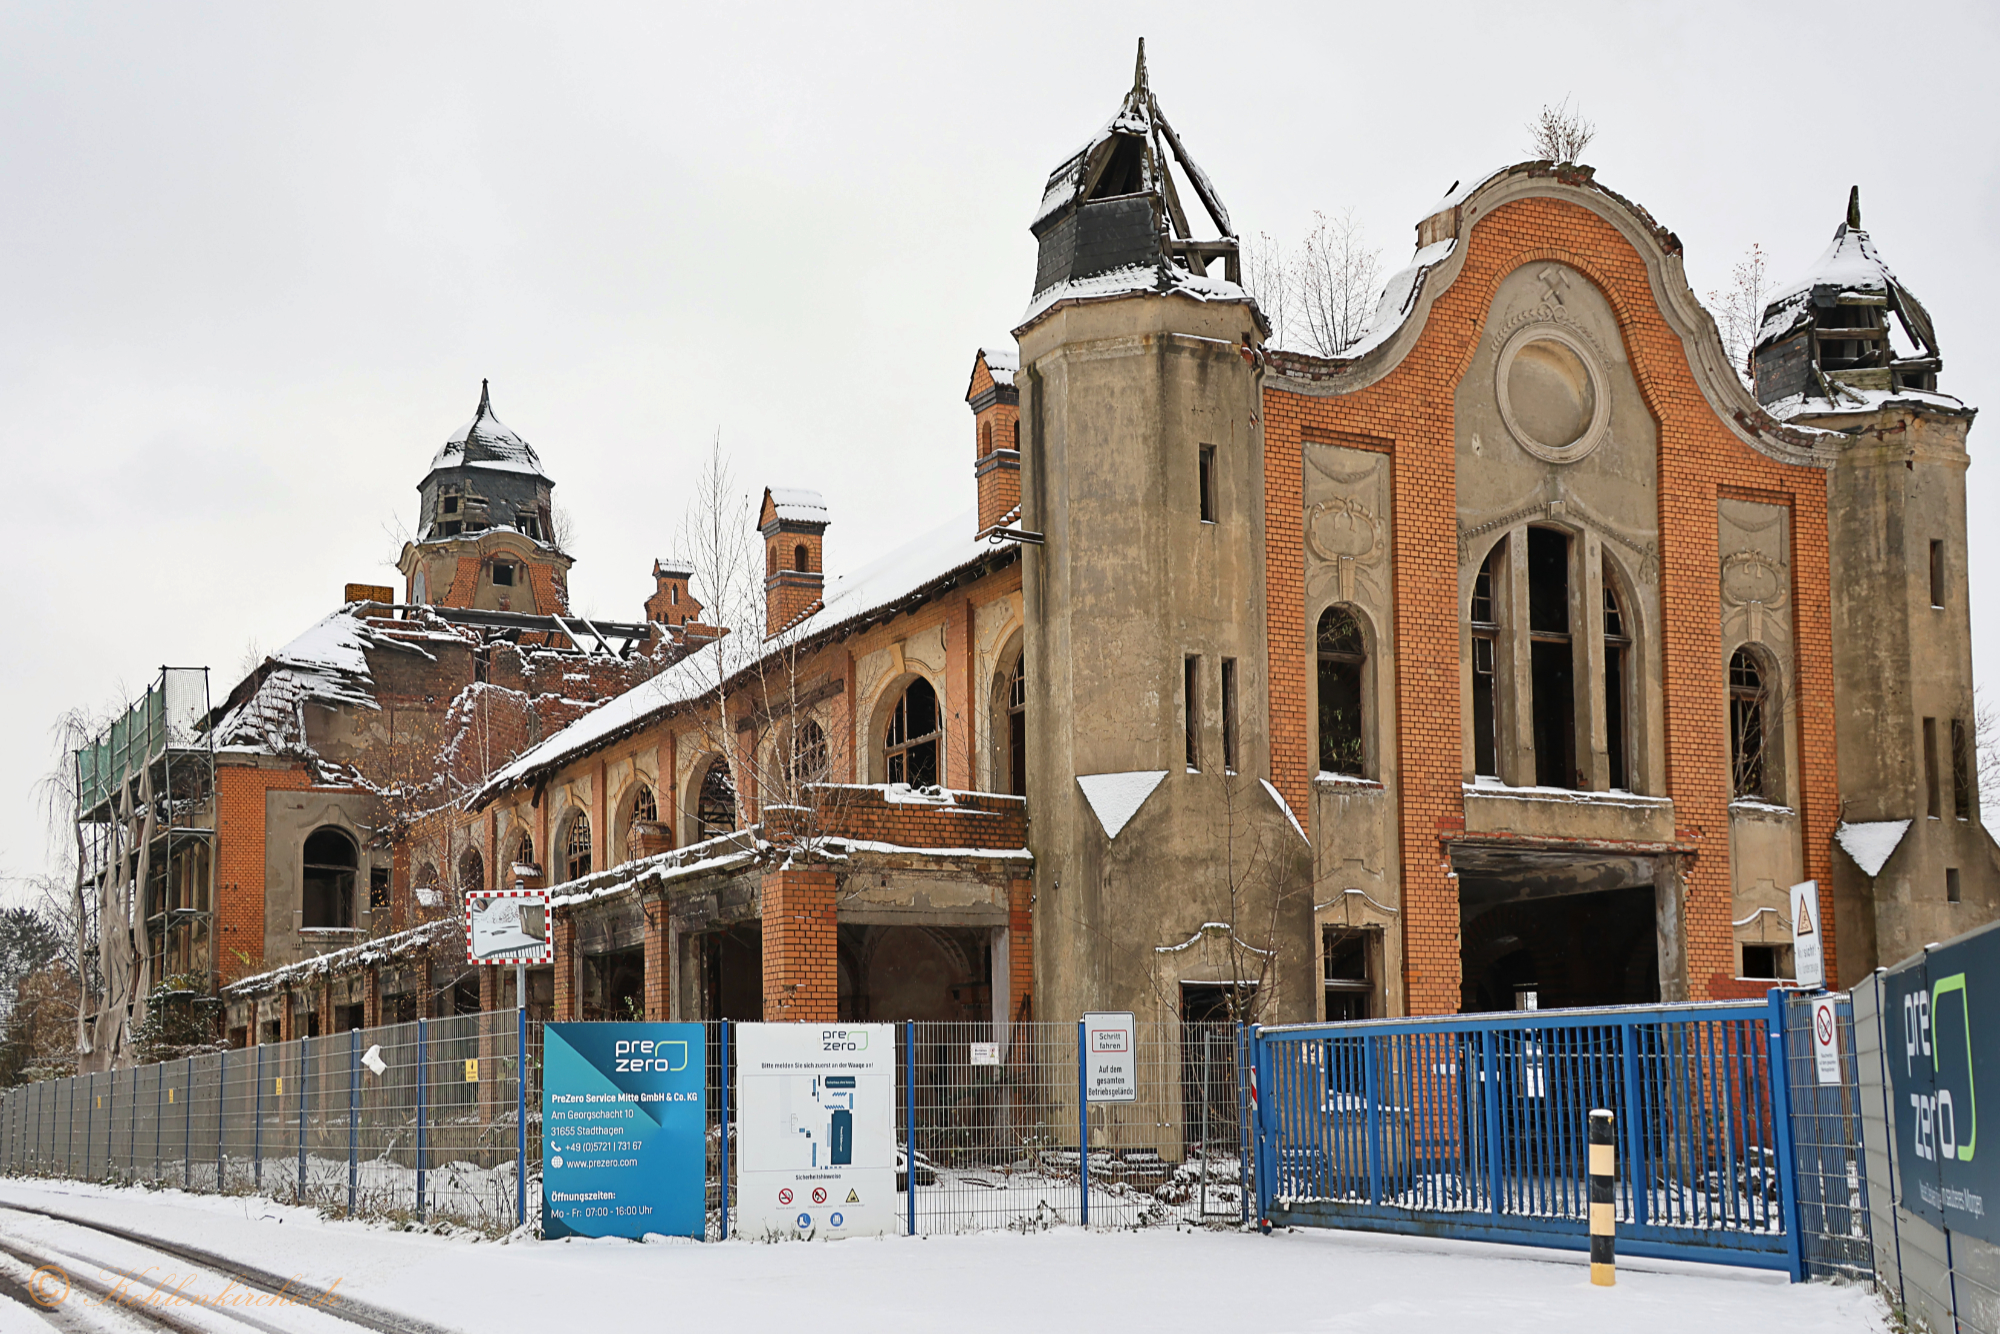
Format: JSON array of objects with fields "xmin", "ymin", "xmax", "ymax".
[{"xmin": 1781, "ymin": 992, "xmax": 1874, "ymax": 1281}]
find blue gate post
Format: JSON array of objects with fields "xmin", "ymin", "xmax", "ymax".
[
  {"xmin": 1251, "ymin": 1026, "xmax": 1276, "ymax": 1222},
  {"xmin": 1234, "ymin": 1023, "xmax": 1251, "ymax": 1227},
  {"xmin": 1480, "ymin": 1029, "xmax": 1502, "ymax": 1219},
  {"xmin": 1076, "ymin": 1018, "xmax": 1090, "ymax": 1228},
  {"xmin": 717, "ymin": 1020, "xmax": 730, "ymax": 1241},
  {"xmin": 1363, "ymin": 1032, "xmax": 1383, "ymax": 1206},
  {"xmin": 348, "ymin": 1029, "xmax": 359, "ymax": 1217},
  {"xmin": 296, "ymin": 1037, "xmax": 308, "ymax": 1203},
  {"xmin": 905, "ymin": 1020, "xmax": 919, "ymax": 1237},
  {"xmin": 1619, "ymin": 1022, "xmax": 1645, "ymax": 1227},
  {"xmin": 516, "ymin": 1006, "xmax": 528, "ymax": 1229},
  {"xmin": 253, "ymin": 1044, "xmax": 263, "ymax": 1188},
  {"xmin": 1764, "ymin": 989, "xmax": 1805, "ymax": 1282},
  {"xmin": 415, "ymin": 1018, "xmax": 427, "ymax": 1222}
]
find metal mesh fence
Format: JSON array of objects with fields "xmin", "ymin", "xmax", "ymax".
[{"xmin": 1779, "ymin": 992, "xmax": 1873, "ymax": 1282}]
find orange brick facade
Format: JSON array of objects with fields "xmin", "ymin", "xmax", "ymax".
[
  {"xmin": 213, "ymin": 763, "xmax": 314, "ymax": 984},
  {"xmin": 760, "ymin": 867, "xmax": 838, "ymax": 1021},
  {"xmin": 1261, "ymin": 195, "xmax": 1839, "ymax": 1013}
]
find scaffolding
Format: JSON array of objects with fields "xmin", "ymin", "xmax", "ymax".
[{"xmin": 73, "ymin": 667, "xmax": 216, "ymax": 1070}]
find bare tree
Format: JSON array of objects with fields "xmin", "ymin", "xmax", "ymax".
[
  {"xmin": 1975, "ymin": 687, "xmax": 2000, "ymax": 811},
  {"xmin": 1707, "ymin": 243, "xmax": 1770, "ymax": 386},
  {"xmin": 1527, "ymin": 96, "xmax": 1596, "ymax": 165},
  {"xmin": 1240, "ymin": 230, "xmax": 1294, "ymax": 350},
  {"xmin": 1294, "ymin": 209, "xmax": 1382, "ymax": 358}
]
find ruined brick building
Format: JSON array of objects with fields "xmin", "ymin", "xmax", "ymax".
[{"xmin": 75, "ymin": 51, "xmax": 1992, "ymax": 1057}]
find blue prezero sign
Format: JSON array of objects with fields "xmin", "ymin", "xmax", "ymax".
[{"xmin": 541, "ymin": 1023, "xmax": 707, "ymax": 1239}]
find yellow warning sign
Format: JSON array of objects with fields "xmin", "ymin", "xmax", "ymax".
[
  {"xmin": 845, "ymin": 1189, "xmax": 859, "ymax": 1204},
  {"xmin": 274, "ymin": 1076, "xmax": 283, "ymax": 1096},
  {"xmin": 167, "ymin": 1088, "xmax": 175, "ymax": 1104},
  {"xmin": 464, "ymin": 1059, "xmax": 480, "ymax": 1083}
]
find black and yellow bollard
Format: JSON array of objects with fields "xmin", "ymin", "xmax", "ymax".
[{"xmin": 1588, "ymin": 1108, "xmax": 1616, "ymax": 1286}]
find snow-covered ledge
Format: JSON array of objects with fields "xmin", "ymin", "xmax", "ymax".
[{"xmin": 1462, "ymin": 780, "xmax": 1676, "ymax": 845}]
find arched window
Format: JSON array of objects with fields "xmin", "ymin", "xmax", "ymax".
[
  {"xmin": 512, "ymin": 832, "xmax": 535, "ymax": 877},
  {"xmin": 564, "ymin": 813, "xmax": 593, "ymax": 882},
  {"xmin": 458, "ymin": 847, "xmax": 485, "ymax": 898},
  {"xmin": 1730, "ymin": 647, "xmax": 1769, "ymax": 800},
  {"xmin": 1469, "ymin": 542, "xmax": 1503, "ymax": 777},
  {"xmin": 785, "ymin": 720, "xmax": 829, "ymax": 789},
  {"xmin": 413, "ymin": 861, "xmax": 438, "ymax": 909},
  {"xmin": 697, "ymin": 758, "xmax": 737, "ymax": 841},
  {"xmin": 1010, "ymin": 420, "xmax": 1019, "ymax": 451},
  {"xmin": 794, "ymin": 543, "xmax": 809, "ymax": 572},
  {"xmin": 1527, "ymin": 527, "xmax": 1576, "ymax": 789},
  {"xmin": 1006, "ymin": 654, "xmax": 1027, "ymax": 797},
  {"xmin": 1317, "ymin": 608, "xmax": 1366, "ymax": 776},
  {"xmin": 302, "ymin": 828, "xmax": 357, "ymax": 929},
  {"xmin": 630, "ymin": 785, "xmax": 657, "ymax": 823},
  {"xmin": 885, "ymin": 677, "xmax": 942, "ymax": 787},
  {"xmin": 1604, "ymin": 572, "xmax": 1631, "ymax": 791},
  {"xmin": 980, "ymin": 421, "xmax": 994, "ymax": 456}
]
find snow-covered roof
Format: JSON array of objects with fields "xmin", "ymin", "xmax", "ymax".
[
  {"xmin": 471, "ymin": 509, "xmax": 1009, "ymax": 803},
  {"xmin": 979, "ymin": 347, "xmax": 1018, "ymax": 387},
  {"xmin": 211, "ymin": 609, "xmax": 455, "ymax": 754},
  {"xmin": 1762, "ymin": 383, "xmax": 1969, "ymax": 423},
  {"xmin": 425, "ymin": 381, "xmax": 551, "ymax": 482},
  {"xmin": 223, "ymin": 918, "xmax": 455, "ymax": 997},
  {"xmin": 765, "ymin": 488, "xmax": 829, "ymax": 524},
  {"xmin": 1336, "ymin": 240, "xmax": 1459, "ymax": 362},
  {"xmin": 1019, "ymin": 262, "xmax": 1255, "ymax": 331},
  {"xmin": 1755, "ymin": 221, "xmax": 1937, "ymax": 357}
]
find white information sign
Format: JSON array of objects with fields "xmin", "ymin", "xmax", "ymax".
[
  {"xmin": 1790, "ymin": 880, "xmax": 1825, "ymax": 988},
  {"xmin": 738, "ymin": 1023, "xmax": 896, "ymax": 1238},
  {"xmin": 465, "ymin": 889, "xmax": 549, "ymax": 965},
  {"xmin": 1082, "ymin": 1011, "xmax": 1137, "ymax": 1103},
  {"xmin": 1811, "ymin": 996, "xmax": 1842, "ymax": 1086},
  {"xmin": 969, "ymin": 1042, "xmax": 1000, "ymax": 1067}
]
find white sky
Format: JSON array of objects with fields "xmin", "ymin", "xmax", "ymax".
[{"xmin": 5, "ymin": 1, "xmax": 1997, "ymax": 895}]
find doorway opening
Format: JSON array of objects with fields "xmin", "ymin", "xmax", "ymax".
[{"xmin": 1455, "ymin": 846, "xmax": 1661, "ymax": 1011}]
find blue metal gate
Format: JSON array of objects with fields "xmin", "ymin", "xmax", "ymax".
[{"xmin": 1251, "ymin": 996, "xmax": 1803, "ymax": 1272}]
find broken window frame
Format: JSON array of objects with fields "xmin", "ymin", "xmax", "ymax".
[
  {"xmin": 1317, "ymin": 606, "xmax": 1366, "ymax": 778},
  {"xmin": 564, "ymin": 812, "xmax": 593, "ymax": 883},
  {"xmin": 696, "ymin": 758, "xmax": 737, "ymax": 841},
  {"xmin": 1526, "ymin": 526, "xmax": 1577, "ymax": 790},
  {"xmin": 1183, "ymin": 655, "xmax": 1202, "ymax": 772},
  {"xmin": 301, "ymin": 827, "xmax": 358, "ymax": 931},
  {"xmin": 885, "ymin": 677, "xmax": 942, "ymax": 788},
  {"xmin": 1603, "ymin": 570, "xmax": 1631, "ymax": 792},
  {"xmin": 1006, "ymin": 653, "xmax": 1027, "ymax": 797},
  {"xmin": 1469, "ymin": 542, "xmax": 1502, "ymax": 779},
  {"xmin": 1729, "ymin": 646, "xmax": 1770, "ymax": 801},
  {"xmin": 1323, "ymin": 926, "xmax": 1378, "ymax": 1022}
]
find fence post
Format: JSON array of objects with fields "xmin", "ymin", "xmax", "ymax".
[
  {"xmin": 1234, "ymin": 1023, "xmax": 1251, "ymax": 1227},
  {"xmin": 217, "ymin": 1049, "xmax": 227, "ymax": 1192},
  {"xmin": 85, "ymin": 1073, "xmax": 94, "ymax": 1182},
  {"xmin": 415, "ymin": 1017, "xmax": 427, "ymax": 1223},
  {"xmin": 717, "ymin": 1020, "xmax": 730, "ymax": 1241},
  {"xmin": 348, "ymin": 1028, "xmax": 359, "ymax": 1218},
  {"xmin": 516, "ymin": 1006, "xmax": 527, "ymax": 1230},
  {"xmin": 1076, "ymin": 1018, "xmax": 1089, "ymax": 1228},
  {"xmin": 185, "ymin": 1055, "xmax": 194, "ymax": 1189},
  {"xmin": 1765, "ymin": 989, "xmax": 1806, "ymax": 1283},
  {"xmin": 254, "ymin": 1044, "xmax": 263, "ymax": 1189},
  {"xmin": 1588, "ymin": 1109, "xmax": 1617, "ymax": 1286},
  {"xmin": 1363, "ymin": 1032, "xmax": 1383, "ymax": 1206},
  {"xmin": 1481, "ymin": 1028, "xmax": 1502, "ymax": 1219},
  {"xmin": 296, "ymin": 1037, "xmax": 308, "ymax": 1204},
  {"xmin": 905, "ymin": 1019, "xmax": 918, "ymax": 1237},
  {"xmin": 1252, "ymin": 1026, "xmax": 1276, "ymax": 1223},
  {"xmin": 1619, "ymin": 1022, "xmax": 1645, "ymax": 1228}
]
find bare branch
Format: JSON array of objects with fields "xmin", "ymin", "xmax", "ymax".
[{"xmin": 1527, "ymin": 96, "xmax": 1596, "ymax": 165}]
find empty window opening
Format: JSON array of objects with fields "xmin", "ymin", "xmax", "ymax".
[
  {"xmin": 885, "ymin": 678, "xmax": 942, "ymax": 788},
  {"xmin": 1741, "ymin": 943, "xmax": 1793, "ymax": 980},
  {"xmin": 1010, "ymin": 420, "xmax": 1020, "ymax": 450},
  {"xmin": 1947, "ymin": 867, "xmax": 1962, "ymax": 904},
  {"xmin": 1924, "ymin": 717, "xmax": 1941, "ymax": 819},
  {"xmin": 441, "ymin": 493, "xmax": 460, "ymax": 515},
  {"xmin": 1931, "ymin": 540, "xmax": 1946, "ymax": 609},
  {"xmin": 441, "ymin": 521, "xmax": 462, "ymax": 537},
  {"xmin": 492, "ymin": 562, "xmax": 515, "ymax": 587},
  {"xmin": 1184, "ymin": 656, "xmax": 1202, "ymax": 771},
  {"xmin": 1006, "ymin": 654, "xmax": 1027, "ymax": 798},
  {"xmin": 1527, "ymin": 528, "xmax": 1575, "ymax": 789},
  {"xmin": 518, "ymin": 511, "xmax": 542, "ymax": 540},
  {"xmin": 565, "ymin": 813, "xmax": 593, "ymax": 882},
  {"xmin": 696, "ymin": 758, "xmax": 737, "ymax": 840},
  {"xmin": 980, "ymin": 421, "xmax": 994, "ymax": 456},
  {"xmin": 630, "ymin": 783, "xmax": 658, "ymax": 824},
  {"xmin": 785, "ymin": 720, "xmax": 829, "ymax": 790},
  {"xmin": 669, "ymin": 585, "xmax": 679, "ymax": 606},
  {"xmin": 1317, "ymin": 607, "xmax": 1366, "ymax": 777},
  {"xmin": 1198, "ymin": 445, "xmax": 1217, "ymax": 523},
  {"xmin": 301, "ymin": 828, "xmax": 357, "ymax": 930},
  {"xmin": 369, "ymin": 865, "xmax": 390, "ymax": 914},
  {"xmin": 1323, "ymin": 928, "xmax": 1376, "ymax": 1022},
  {"xmin": 1730, "ymin": 648, "xmax": 1769, "ymax": 800},
  {"xmin": 1470, "ymin": 543, "xmax": 1502, "ymax": 778},
  {"xmin": 458, "ymin": 847, "xmax": 484, "ymax": 898},
  {"xmin": 1953, "ymin": 718, "xmax": 1973, "ymax": 820},
  {"xmin": 794, "ymin": 543, "xmax": 810, "ymax": 572},
  {"xmin": 1221, "ymin": 658, "xmax": 1240, "ymax": 773},
  {"xmin": 1604, "ymin": 575, "xmax": 1630, "ymax": 791}
]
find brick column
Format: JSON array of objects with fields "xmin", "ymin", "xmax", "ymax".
[
  {"xmin": 761, "ymin": 866, "xmax": 837, "ymax": 1022},
  {"xmin": 479, "ymin": 965, "xmax": 500, "ymax": 1013},
  {"xmin": 644, "ymin": 898, "xmax": 670, "ymax": 1021},
  {"xmin": 1008, "ymin": 877, "xmax": 1034, "ymax": 1025},
  {"xmin": 362, "ymin": 968, "xmax": 381, "ymax": 1029},
  {"xmin": 552, "ymin": 912, "xmax": 578, "ymax": 1021}
]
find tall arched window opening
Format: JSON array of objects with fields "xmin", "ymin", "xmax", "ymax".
[
  {"xmin": 794, "ymin": 543, "xmax": 809, "ymax": 572},
  {"xmin": 1527, "ymin": 527, "xmax": 1576, "ymax": 788},
  {"xmin": 885, "ymin": 678, "xmax": 942, "ymax": 787},
  {"xmin": 630, "ymin": 785, "xmax": 658, "ymax": 824},
  {"xmin": 512, "ymin": 833, "xmax": 535, "ymax": 877},
  {"xmin": 786, "ymin": 720, "xmax": 829, "ymax": 790},
  {"xmin": 624, "ymin": 785, "xmax": 659, "ymax": 861},
  {"xmin": 697, "ymin": 758, "xmax": 737, "ymax": 841},
  {"xmin": 302, "ymin": 829, "xmax": 357, "ymax": 930},
  {"xmin": 1730, "ymin": 648, "xmax": 1768, "ymax": 800},
  {"xmin": 1006, "ymin": 654, "xmax": 1027, "ymax": 797},
  {"xmin": 1317, "ymin": 607, "xmax": 1366, "ymax": 776},
  {"xmin": 458, "ymin": 847, "xmax": 485, "ymax": 898},
  {"xmin": 1470, "ymin": 543, "xmax": 1502, "ymax": 778},
  {"xmin": 1604, "ymin": 574, "xmax": 1631, "ymax": 791},
  {"xmin": 564, "ymin": 813, "xmax": 593, "ymax": 882}
]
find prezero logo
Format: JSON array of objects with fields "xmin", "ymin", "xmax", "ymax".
[
  {"xmin": 612, "ymin": 1039, "xmax": 688, "ymax": 1073},
  {"xmin": 1906, "ymin": 971, "xmax": 1979, "ymax": 1164},
  {"xmin": 820, "ymin": 1029, "xmax": 869, "ymax": 1052}
]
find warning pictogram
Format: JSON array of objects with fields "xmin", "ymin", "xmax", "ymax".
[
  {"xmin": 811, "ymin": 1187, "xmax": 828, "ymax": 1205},
  {"xmin": 778, "ymin": 1188, "xmax": 793, "ymax": 1206},
  {"xmin": 845, "ymin": 1189, "xmax": 860, "ymax": 1203},
  {"xmin": 1796, "ymin": 898, "xmax": 1815, "ymax": 935}
]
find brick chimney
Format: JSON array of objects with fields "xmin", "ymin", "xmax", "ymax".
[
  {"xmin": 967, "ymin": 347, "xmax": 1020, "ymax": 534},
  {"xmin": 759, "ymin": 488, "xmax": 828, "ymax": 636},
  {"xmin": 645, "ymin": 559, "xmax": 703, "ymax": 628}
]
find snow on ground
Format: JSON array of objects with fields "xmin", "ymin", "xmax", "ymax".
[{"xmin": 0, "ymin": 1177, "xmax": 1888, "ymax": 1334}]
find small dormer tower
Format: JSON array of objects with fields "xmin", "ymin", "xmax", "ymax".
[
  {"xmin": 645, "ymin": 560, "xmax": 703, "ymax": 628},
  {"xmin": 967, "ymin": 347, "xmax": 1021, "ymax": 533},
  {"xmin": 759, "ymin": 488, "xmax": 828, "ymax": 636}
]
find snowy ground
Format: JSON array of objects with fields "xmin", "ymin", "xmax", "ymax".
[{"xmin": 0, "ymin": 1177, "xmax": 1889, "ymax": 1334}]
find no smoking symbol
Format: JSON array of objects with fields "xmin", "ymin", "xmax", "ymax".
[
  {"xmin": 1816, "ymin": 1008, "xmax": 1835, "ymax": 1044},
  {"xmin": 778, "ymin": 1188, "xmax": 793, "ymax": 1205},
  {"xmin": 812, "ymin": 1187, "xmax": 828, "ymax": 1205}
]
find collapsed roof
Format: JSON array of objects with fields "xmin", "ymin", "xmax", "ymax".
[{"xmin": 425, "ymin": 380, "xmax": 552, "ymax": 482}]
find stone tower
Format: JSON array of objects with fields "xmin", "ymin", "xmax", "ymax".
[
  {"xmin": 1015, "ymin": 45, "xmax": 1314, "ymax": 1025},
  {"xmin": 397, "ymin": 382, "xmax": 572, "ymax": 615},
  {"xmin": 1753, "ymin": 189, "xmax": 1998, "ymax": 971}
]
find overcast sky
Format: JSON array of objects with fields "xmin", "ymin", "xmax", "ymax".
[{"xmin": 4, "ymin": 0, "xmax": 1997, "ymax": 896}]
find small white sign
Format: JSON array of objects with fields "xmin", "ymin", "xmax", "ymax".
[
  {"xmin": 466, "ymin": 889, "xmax": 550, "ymax": 964},
  {"xmin": 1811, "ymin": 996, "xmax": 1842, "ymax": 1085},
  {"xmin": 969, "ymin": 1042, "xmax": 1000, "ymax": 1067},
  {"xmin": 1082, "ymin": 1011, "xmax": 1137, "ymax": 1103},
  {"xmin": 737, "ymin": 1024, "xmax": 897, "ymax": 1239},
  {"xmin": 1790, "ymin": 880, "xmax": 1824, "ymax": 988}
]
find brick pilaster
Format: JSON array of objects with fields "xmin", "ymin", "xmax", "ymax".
[
  {"xmin": 760, "ymin": 866, "xmax": 838, "ymax": 1022},
  {"xmin": 551, "ymin": 913, "xmax": 578, "ymax": 1021}
]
